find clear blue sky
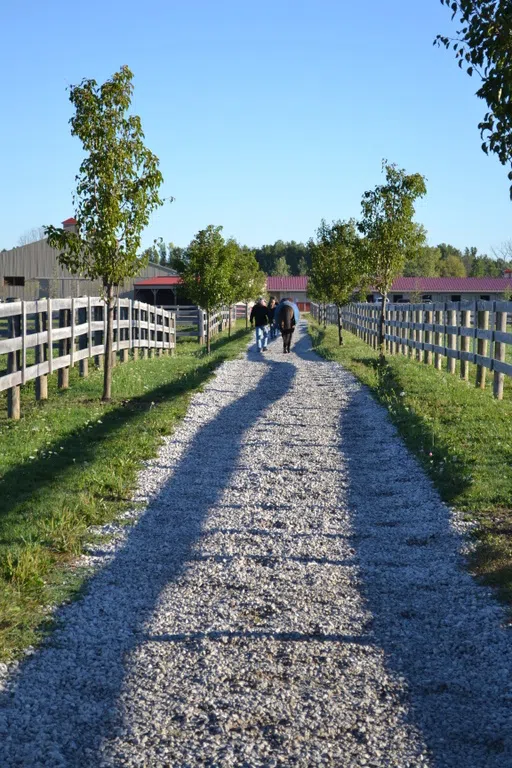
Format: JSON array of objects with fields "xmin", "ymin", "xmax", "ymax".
[{"xmin": 0, "ymin": 0, "xmax": 509, "ymax": 255}]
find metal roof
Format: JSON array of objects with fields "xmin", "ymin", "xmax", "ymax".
[
  {"xmin": 134, "ymin": 276, "xmax": 183, "ymax": 286},
  {"xmin": 387, "ymin": 277, "xmax": 512, "ymax": 292},
  {"xmin": 266, "ymin": 276, "xmax": 308, "ymax": 291}
]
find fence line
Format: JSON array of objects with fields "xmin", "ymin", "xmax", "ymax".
[
  {"xmin": 311, "ymin": 300, "xmax": 512, "ymax": 400},
  {"xmin": 0, "ymin": 297, "xmax": 177, "ymax": 419}
]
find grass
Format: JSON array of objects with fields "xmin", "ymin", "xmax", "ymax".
[
  {"xmin": 0, "ymin": 322, "xmax": 252, "ymax": 661},
  {"xmin": 308, "ymin": 319, "xmax": 512, "ymax": 607}
]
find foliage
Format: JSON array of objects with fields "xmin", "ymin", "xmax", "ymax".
[
  {"xmin": 358, "ymin": 161, "xmax": 427, "ymax": 352},
  {"xmin": 439, "ymin": 253, "xmax": 467, "ymax": 277},
  {"xmin": 45, "ymin": 65, "xmax": 164, "ymax": 401},
  {"xmin": 222, "ymin": 240, "xmax": 265, "ymax": 334},
  {"xmin": 180, "ymin": 225, "xmax": 233, "ymax": 353},
  {"xmin": 271, "ymin": 255, "xmax": 291, "ymax": 276},
  {"xmin": 403, "ymin": 245, "xmax": 442, "ymax": 277},
  {"xmin": 309, "ymin": 219, "xmax": 367, "ymax": 343},
  {"xmin": 437, "ymin": 0, "xmax": 512, "ymax": 197},
  {"xmin": 253, "ymin": 240, "xmax": 311, "ymax": 276}
]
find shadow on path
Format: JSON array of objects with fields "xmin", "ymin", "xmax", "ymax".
[
  {"xmin": 340, "ymin": 384, "xmax": 512, "ymax": 767},
  {"xmin": 0, "ymin": 358, "xmax": 296, "ymax": 767}
]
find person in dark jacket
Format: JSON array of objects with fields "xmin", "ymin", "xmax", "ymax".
[
  {"xmin": 267, "ymin": 296, "xmax": 277, "ymax": 339},
  {"xmin": 250, "ymin": 298, "xmax": 270, "ymax": 352}
]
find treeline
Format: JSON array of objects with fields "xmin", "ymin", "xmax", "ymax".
[{"xmin": 145, "ymin": 236, "xmax": 512, "ymax": 280}]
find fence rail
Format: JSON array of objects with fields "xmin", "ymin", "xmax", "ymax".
[
  {"xmin": 0, "ymin": 297, "xmax": 177, "ymax": 419},
  {"xmin": 311, "ymin": 300, "xmax": 512, "ymax": 400}
]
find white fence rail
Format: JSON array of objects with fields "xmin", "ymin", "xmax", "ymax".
[
  {"xmin": 0, "ymin": 297, "xmax": 177, "ymax": 419},
  {"xmin": 311, "ymin": 300, "xmax": 512, "ymax": 400}
]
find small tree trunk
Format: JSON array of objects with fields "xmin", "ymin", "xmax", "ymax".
[
  {"xmin": 378, "ymin": 294, "xmax": 387, "ymax": 358},
  {"xmin": 245, "ymin": 302, "xmax": 249, "ymax": 329},
  {"xmin": 337, "ymin": 305, "xmax": 343, "ymax": 346},
  {"xmin": 323, "ymin": 303, "xmax": 327, "ymax": 329},
  {"xmin": 206, "ymin": 309, "xmax": 211, "ymax": 355},
  {"xmin": 228, "ymin": 305, "xmax": 232, "ymax": 338},
  {"xmin": 102, "ymin": 283, "xmax": 115, "ymax": 401}
]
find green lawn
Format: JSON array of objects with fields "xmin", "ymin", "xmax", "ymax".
[
  {"xmin": 0, "ymin": 322, "xmax": 252, "ymax": 661},
  {"xmin": 309, "ymin": 319, "xmax": 512, "ymax": 608}
]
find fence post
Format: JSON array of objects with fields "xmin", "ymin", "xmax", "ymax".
[
  {"xmin": 58, "ymin": 307, "xmax": 70, "ymax": 390},
  {"xmin": 78, "ymin": 302, "xmax": 89, "ymax": 378},
  {"xmin": 7, "ymin": 309, "xmax": 21, "ymax": 420},
  {"xmin": 460, "ymin": 308, "xmax": 471, "ymax": 381},
  {"xmin": 447, "ymin": 306, "xmax": 457, "ymax": 375},
  {"xmin": 493, "ymin": 307, "xmax": 506, "ymax": 400},
  {"xmin": 424, "ymin": 308, "xmax": 433, "ymax": 365},
  {"xmin": 434, "ymin": 307, "xmax": 443, "ymax": 370},
  {"xmin": 35, "ymin": 304, "xmax": 48, "ymax": 400},
  {"xmin": 476, "ymin": 306, "xmax": 490, "ymax": 389}
]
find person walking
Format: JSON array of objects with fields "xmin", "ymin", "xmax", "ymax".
[
  {"xmin": 250, "ymin": 298, "xmax": 271, "ymax": 353},
  {"xmin": 268, "ymin": 297, "xmax": 277, "ymax": 340}
]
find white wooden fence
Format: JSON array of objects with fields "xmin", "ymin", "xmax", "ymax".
[
  {"xmin": 159, "ymin": 305, "xmax": 239, "ymax": 340},
  {"xmin": 0, "ymin": 297, "xmax": 177, "ymax": 419},
  {"xmin": 311, "ymin": 300, "xmax": 512, "ymax": 400}
]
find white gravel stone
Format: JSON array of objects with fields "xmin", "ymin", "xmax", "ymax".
[{"xmin": 0, "ymin": 322, "xmax": 511, "ymax": 766}]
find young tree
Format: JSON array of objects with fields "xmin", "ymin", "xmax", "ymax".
[
  {"xmin": 223, "ymin": 241, "xmax": 265, "ymax": 335},
  {"xmin": 309, "ymin": 219, "xmax": 366, "ymax": 343},
  {"xmin": 45, "ymin": 65, "xmax": 164, "ymax": 401},
  {"xmin": 358, "ymin": 161, "xmax": 426, "ymax": 356},
  {"xmin": 437, "ymin": 1, "xmax": 512, "ymax": 197},
  {"xmin": 180, "ymin": 225, "xmax": 232, "ymax": 353}
]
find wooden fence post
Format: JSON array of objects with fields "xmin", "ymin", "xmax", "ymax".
[
  {"xmin": 476, "ymin": 306, "xmax": 490, "ymax": 389},
  {"xmin": 7, "ymin": 309, "xmax": 21, "ymax": 420},
  {"xmin": 434, "ymin": 307, "xmax": 443, "ymax": 370},
  {"xmin": 424, "ymin": 308, "xmax": 433, "ymax": 365},
  {"xmin": 35, "ymin": 307, "xmax": 48, "ymax": 400},
  {"xmin": 78, "ymin": 304, "xmax": 89, "ymax": 378},
  {"xmin": 493, "ymin": 308, "xmax": 506, "ymax": 400},
  {"xmin": 460, "ymin": 308, "xmax": 471, "ymax": 381},
  {"xmin": 447, "ymin": 307, "xmax": 457, "ymax": 375},
  {"xmin": 58, "ymin": 307, "xmax": 70, "ymax": 390},
  {"xmin": 415, "ymin": 307, "xmax": 422, "ymax": 361}
]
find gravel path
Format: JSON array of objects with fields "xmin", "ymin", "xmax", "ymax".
[{"xmin": 1, "ymin": 322, "xmax": 512, "ymax": 766}]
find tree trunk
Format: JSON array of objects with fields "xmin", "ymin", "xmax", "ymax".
[
  {"xmin": 228, "ymin": 305, "xmax": 232, "ymax": 338},
  {"xmin": 379, "ymin": 293, "xmax": 387, "ymax": 358},
  {"xmin": 206, "ymin": 309, "xmax": 211, "ymax": 355},
  {"xmin": 102, "ymin": 283, "xmax": 115, "ymax": 401},
  {"xmin": 323, "ymin": 303, "xmax": 327, "ymax": 329},
  {"xmin": 337, "ymin": 305, "xmax": 343, "ymax": 346},
  {"xmin": 245, "ymin": 303, "xmax": 248, "ymax": 329}
]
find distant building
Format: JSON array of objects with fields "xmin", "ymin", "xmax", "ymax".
[
  {"xmin": 0, "ymin": 219, "xmax": 176, "ymax": 300},
  {"xmin": 368, "ymin": 277, "xmax": 512, "ymax": 304},
  {"xmin": 266, "ymin": 276, "xmax": 309, "ymax": 310}
]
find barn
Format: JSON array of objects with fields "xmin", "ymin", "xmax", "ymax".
[
  {"xmin": 266, "ymin": 276, "xmax": 310, "ymax": 311},
  {"xmin": 0, "ymin": 219, "xmax": 177, "ymax": 301}
]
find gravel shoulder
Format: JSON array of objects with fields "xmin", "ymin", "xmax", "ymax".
[{"xmin": 0, "ymin": 322, "xmax": 512, "ymax": 767}]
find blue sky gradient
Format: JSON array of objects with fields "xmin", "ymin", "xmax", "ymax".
[{"xmin": 0, "ymin": 0, "xmax": 510, "ymax": 254}]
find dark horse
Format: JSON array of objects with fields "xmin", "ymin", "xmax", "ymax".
[{"xmin": 279, "ymin": 303, "xmax": 296, "ymax": 354}]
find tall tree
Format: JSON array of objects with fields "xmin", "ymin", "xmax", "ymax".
[
  {"xmin": 403, "ymin": 245, "xmax": 441, "ymax": 277},
  {"xmin": 309, "ymin": 219, "xmax": 366, "ymax": 344},
  {"xmin": 46, "ymin": 65, "xmax": 164, "ymax": 401},
  {"xmin": 437, "ymin": 1, "xmax": 512, "ymax": 197},
  {"xmin": 271, "ymin": 255, "xmax": 290, "ymax": 276},
  {"xmin": 439, "ymin": 253, "xmax": 467, "ymax": 277},
  {"xmin": 358, "ymin": 161, "xmax": 426, "ymax": 355},
  {"xmin": 180, "ymin": 225, "xmax": 232, "ymax": 354}
]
